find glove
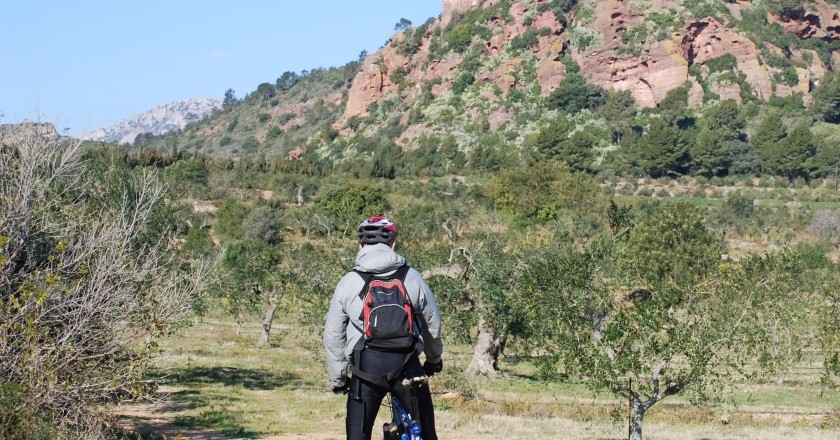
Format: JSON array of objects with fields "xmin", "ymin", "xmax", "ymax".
[
  {"xmin": 330, "ymin": 380, "xmax": 349, "ymax": 394},
  {"xmin": 422, "ymin": 359, "xmax": 443, "ymax": 377}
]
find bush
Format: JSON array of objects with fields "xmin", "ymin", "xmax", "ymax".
[
  {"xmin": 0, "ymin": 126, "xmax": 209, "ymax": 438},
  {"xmin": 509, "ymin": 28, "xmax": 540, "ymax": 51},
  {"xmin": 808, "ymin": 209, "xmax": 840, "ymax": 245},
  {"xmin": 547, "ymin": 73, "xmax": 607, "ymax": 113},
  {"xmin": 0, "ymin": 383, "xmax": 53, "ymax": 440},
  {"xmin": 487, "ymin": 161, "xmax": 604, "ymax": 220}
]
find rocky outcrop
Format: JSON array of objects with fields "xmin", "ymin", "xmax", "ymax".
[
  {"xmin": 687, "ymin": 77, "xmax": 705, "ymax": 108},
  {"xmin": 340, "ymin": 0, "xmax": 839, "ymax": 136},
  {"xmin": 537, "ymin": 55, "xmax": 567, "ymax": 96},
  {"xmin": 83, "ymin": 98, "xmax": 221, "ymax": 145},
  {"xmin": 479, "ymin": 58, "xmax": 522, "ymax": 94},
  {"xmin": 570, "ymin": 0, "xmax": 687, "ymax": 107},
  {"xmin": 345, "ymin": 46, "xmax": 408, "ymax": 118},
  {"xmin": 573, "ymin": 38, "xmax": 689, "ymax": 108},
  {"xmin": 487, "ymin": 108, "xmax": 514, "ymax": 132},
  {"xmin": 442, "ymin": 0, "xmax": 484, "ymax": 27},
  {"xmin": 683, "ymin": 18, "xmax": 773, "ymax": 100},
  {"xmin": 768, "ymin": 0, "xmax": 840, "ymax": 41}
]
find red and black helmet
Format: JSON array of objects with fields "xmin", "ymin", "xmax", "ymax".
[{"xmin": 357, "ymin": 216, "xmax": 398, "ymax": 245}]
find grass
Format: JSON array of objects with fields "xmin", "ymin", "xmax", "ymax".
[{"xmin": 114, "ymin": 317, "xmax": 840, "ymax": 440}]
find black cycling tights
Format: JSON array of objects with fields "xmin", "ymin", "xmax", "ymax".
[{"xmin": 346, "ymin": 349, "xmax": 437, "ymax": 440}]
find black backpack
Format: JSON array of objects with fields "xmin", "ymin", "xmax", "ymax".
[{"xmin": 356, "ymin": 265, "xmax": 417, "ymax": 350}]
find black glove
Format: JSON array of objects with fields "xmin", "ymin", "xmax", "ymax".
[
  {"xmin": 423, "ymin": 359, "xmax": 443, "ymax": 376},
  {"xmin": 330, "ymin": 381, "xmax": 349, "ymax": 394}
]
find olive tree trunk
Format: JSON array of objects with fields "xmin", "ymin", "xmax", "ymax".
[
  {"xmin": 466, "ymin": 317, "xmax": 503, "ymax": 378},
  {"xmin": 257, "ymin": 302, "xmax": 278, "ymax": 346},
  {"xmin": 630, "ymin": 397, "xmax": 645, "ymax": 440}
]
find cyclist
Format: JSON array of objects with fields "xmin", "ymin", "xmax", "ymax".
[{"xmin": 324, "ymin": 216, "xmax": 443, "ymax": 440}]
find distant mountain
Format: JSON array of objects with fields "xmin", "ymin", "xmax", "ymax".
[{"xmin": 82, "ymin": 98, "xmax": 222, "ymax": 145}]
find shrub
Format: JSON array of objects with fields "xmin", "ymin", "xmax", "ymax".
[
  {"xmin": 546, "ymin": 73, "xmax": 607, "ymax": 113},
  {"xmin": 0, "ymin": 127, "xmax": 209, "ymax": 438},
  {"xmin": 808, "ymin": 209, "xmax": 840, "ymax": 245},
  {"xmin": 509, "ymin": 28, "xmax": 540, "ymax": 51}
]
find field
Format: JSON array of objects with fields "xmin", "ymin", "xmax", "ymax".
[{"xmin": 116, "ymin": 318, "xmax": 840, "ymax": 440}]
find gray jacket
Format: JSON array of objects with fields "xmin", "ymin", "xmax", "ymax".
[{"xmin": 323, "ymin": 243, "xmax": 443, "ymax": 387}]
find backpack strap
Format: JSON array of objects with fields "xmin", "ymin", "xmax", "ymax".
[{"xmin": 353, "ymin": 264, "xmax": 411, "ymax": 298}]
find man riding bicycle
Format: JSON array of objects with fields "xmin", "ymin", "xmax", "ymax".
[{"xmin": 324, "ymin": 216, "xmax": 443, "ymax": 440}]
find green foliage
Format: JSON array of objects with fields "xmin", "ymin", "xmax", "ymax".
[
  {"xmin": 570, "ymin": 26, "xmax": 603, "ymax": 52},
  {"xmin": 546, "ymin": 73, "xmax": 607, "ymax": 114},
  {"xmin": 487, "ymin": 161, "xmax": 603, "ymax": 220},
  {"xmin": 520, "ymin": 203, "xmax": 815, "ymax": 438},
  {"xmin": 164, "ymin": 159, "xmax": 208, "ymax": 197},
  {"xmin": 623, "ymin": 202, "xmax": 721, "ymax": 284},
  {"xmin": 452, "ymin": 72, "xmax": 475, "ymax": 94},
  {"xmin": 446, "ymin": 22, "xmax": 489, "ymax": 54},
  {"xmin": 763, "ymin": 124, "xmax": 817, "ymax": 180},
  {"xmin": 221, "ymin": 239, "xmax": 278, "ymax": 288},
  {"xmin": 223, "ymin": 89, "xmax": 237, "ymax": 111},
  {"xmin": 622, "ymin": 115, "xmax": 692, "ymax": 178},
  {"xmin": 256, "ymin": 83, "xmax": 276, "ymax": 101},
  {"xmin": 390, "ymin": 66, "xmax": 408, "ymax": 88},
  {"xmin": 705, "ymin": 54, "xmax": 738, "ymax": 74},
  {"xmin": 394, "ymin": 17, "xmax": 412, "ymax": 31},
  {"xmin": 691, "ymin": 100, "xmax": 744, "ymax": 177},
  {"xmin": 436, "ymin": 1, "xmax": 511, "ymax": 57},
  {"xmin": 242, "ymin": 204, "xmax": 285, "ymax": 244},
  {"xmin": 811, "ymin": 122, "xmax": 840, "ymax": 177},
  {"xmin": 0, "ymin": 383, "xmax": 53, "ymax": 440},
  {"xmin": 600, "ymin": 90, "xmax": 636, "ymax": 143},
  {"xmin": 397, "ymin": 20, "xmax": 431, "ymax": 56},
  {"xmin": 529, "ymin": 115, "xmax": 571, "ymax": 160},
  {"xmin": 559, "ymin": 129, "xmax": 600, "ymax": 172},
  {"xmin": 214, "ymin": 199, "xmax": 250, "ymax": 242},
  {"xmin": 509, "ymin": 28, "xmax": 540, "ymax": 51},
  {"xmin": 1, "ymin": 129, "xmax": 210, "ymax": 438},
  {"xmin": 316, "ymin": 182, "xmax": 390, "ymax": 236},
  {"xmin": 276, "ymin": 71, "xmax": 300, "ymax": 91},
  {"xmin": 811, "ymin": 72, "xmax": 840, "ymax": 123},
  {"xmin": 467, "ymin": 135, "xmax": 517, "ymax": 172},
  {"xmin": 618, "ymin": 11, "xmax": 680, "ymax": 55},
  {"xmin": 658, "ymin": 84, "xmax": 690, "ymax": 113},
  {"xmin": 774, "ymin": 66, "xmax": 800, "ymax": 87},
  {"xmin": 752, "ymin": 112, "xmax": 788, "ymax": 155}
]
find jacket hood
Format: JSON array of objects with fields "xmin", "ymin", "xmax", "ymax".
[{"xmin": 354, "ymin": 243, "xmax": 405, "ymax": 273}]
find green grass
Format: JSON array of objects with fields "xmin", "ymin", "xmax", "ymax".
[{"xmin": 123, "ymin": 316, "xmax": 840, "ymax": 439}]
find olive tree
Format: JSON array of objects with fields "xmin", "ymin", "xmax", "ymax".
[
  {"xmin": 0, "ymin": 124, "xmax": 211, "ymax": 438},
  {"xmin": 220, "ymin": 239, "xmax": 286, "ymax": 346},
  {"xmin": 522, "ymin": 202, "xmax": 813, "ymax": 440}
]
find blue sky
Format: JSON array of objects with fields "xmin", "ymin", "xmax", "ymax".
[{"xmin": 0, "ymin": 1, "xmax": 442, "ymax": 136}]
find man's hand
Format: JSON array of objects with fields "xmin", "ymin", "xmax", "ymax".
[
  {"xmin": 422, "ymin": 359, "xmax": 443, "ymax": 376},
  {"xmin": 330, "ymin": 380, "xmax": 349, "ymax": 394}
]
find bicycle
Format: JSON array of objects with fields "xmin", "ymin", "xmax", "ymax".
[{"xmin": 382, "ymin": 374, "xmax": 428, "ymax": 440}]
